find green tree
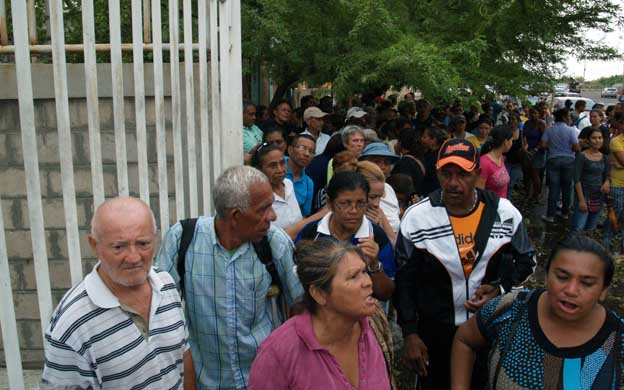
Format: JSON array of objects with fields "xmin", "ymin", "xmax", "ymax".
[{"xmin": 242, "ymin": 0, "xmax": 623, "ymax": 103}]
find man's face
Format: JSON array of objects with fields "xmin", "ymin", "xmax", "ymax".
[
  {"xmin": 288, "ymin": 137, "xmax": 316, "ymax": 168},
  {"xmin": 306, "ymin": 116, "xmax": 324, "ymax": 135},
  {"xmin": 243, "ymin": 105, "xmax": 256, "ymax": 127},
  {"xmin": 438, "ymin": 163, "xmax": 479, "ymax": 209},
  {"xmin": 89, "ymin": 207, "xmax": 156, "ymax": 289},
  {"xmin": 234, "ymin": 181, "xmax": 276, "ymax": 242}
]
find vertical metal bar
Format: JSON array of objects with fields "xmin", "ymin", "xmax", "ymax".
[
  {"xmin": 142, "ymin": 0, "xmax": 151, "ymax": 43},
  {"xmin": 209, "ymin": 0, "xmax": 222, "ymax": 180},
  {"xmin": 183, "ymin": 0, "xmax": 198, "ymax": 217},
  {"xmin": 152, "ymin": 0, "xmax": 170, "ymax": 235},
  {"xmin": 82, "ymin": 0, "xmax": 105, "ymax": 208},
  {"xmin": 10, "ymin": 0, "xmax": 53, "ymax": 337},
  {"xmin": 27, "ymin": 0, "xmax": 37, "ymax": 44},
  {"xmin": 198, "ymin": 0, "xmax": 211, "ymax": 215},
  {"xmin": 218, "ymin": 0, "xmax": 243, "ymax": 168},
  {"xmin": 0, "ymin": 0, "xmax": 8, "ymax": 45},
  {"xmin": 49, "ymin": 0, "xmax": 83, "ymax": 284},
  {"xmin": 109, "ymin": 0, "xmax": 129, "ymax": 196},
  {"xmin": 131, "ymin": 0, "xmax": 150, "ymax": 205},
  {"xmin": 169, "ymin": 0, "xmax": 185, "ymax": 220},
  {"xmin": 0, "ymin": 204, "xmax": 25, "ymax": 390}
]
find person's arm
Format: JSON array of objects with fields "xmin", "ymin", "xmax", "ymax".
[
  {"xmin": 573, "ymin": 155, "xmax": 587, "ymax": 211},
  {"xmin": 183, "ymin": 350, "xmax": 196, "ymax": 390},
  {"xmin": 41, "ymin": 335, "xmax": 98, "ymax": 389},
  {"xmin": 284, "ymin": 207, "xmax": 329, "ymax": 240},
  {"xmin": 601, "ymin": 155, "xmax": 611, "ymax": 194},
  {"xmin": 271, "ymin": 229, "xmax": 305, "ymax": 307},
  {"xmin": 394, "ymin": 227, "xmax": 429, "ymax": 377},
  {"xmin": 476, "ymin": 156, "xmax": 489, "ymax": 189},
  {"xmin": 357, "ymin": 233, "xmax": 395, "ymax": 300},
  {"xmin": 540, "ymin": 127, "xmax": 549, "ymax": 149},
  {"xmin": 451, "ymin": 316, "xmax": 489, "ymax": 390},
  {"xmin": 155, "ymin": 222, "xmax": 184, "ymax": 285}
]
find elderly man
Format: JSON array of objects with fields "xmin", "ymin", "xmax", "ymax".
[
  {"xmin": 156, "ymin": 166, "xmax": 304, "ymax": 390},
  {"xmin": 42, "ymin": 197, "xmax": 194, "ymax": 389},
  {"xmin": 395, "ymin": 138, "xmax": 536, "ymax": 390},
  {"xmin": 301, "ymin": 106, "xmax": 331, "ymax": 155}
]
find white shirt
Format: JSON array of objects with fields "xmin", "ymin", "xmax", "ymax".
[
  {"xmin": 380, "ymin": 183, "xmax": 401, "ymax": 233},
  {"xmin": 302, "ymin": 129, "xmax": 331, "ymax": 155},
  {"xmin": 272, "ymin": 178, "xmax": 303, "ymax": 229}
]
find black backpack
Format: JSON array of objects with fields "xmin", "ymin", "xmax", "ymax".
[{"xmin": 175, "ymin": 218, "xmax": 283, "ymax": 299}]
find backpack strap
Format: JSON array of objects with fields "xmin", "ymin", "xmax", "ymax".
[
  {"xmin": 177, "ymin": 218, "xmax": 198, "ymax": 299},
  {"xmin": 252, "ymin": 235, "xmax": 283, "ymax": 294}
]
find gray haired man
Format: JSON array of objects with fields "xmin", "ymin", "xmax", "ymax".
[{"xmin": 156, "ymin": 165, "xmax": 304, "ymax": 390}]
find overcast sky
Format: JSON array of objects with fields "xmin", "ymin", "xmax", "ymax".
[{"xmin": 565, "ymin": 26, "xmax": 624, "ymax": 81}]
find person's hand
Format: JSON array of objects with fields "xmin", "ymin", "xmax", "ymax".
[
  {"xmin": 578, "ymin": 201, "xmax": 588, "ymax": 212},
  {"xmin": 365, "ymin": 207, "xmax": 383, "ymax": 225},
  {"xmin": 357, "ymin": 233, "xmax": 379, "ymax": 265},
  {"xmin": 411, "ymin": 193, "xmax": 420, "ymax": 204},
  {"xmin": 403, "ymin": 334, "xmax": 429, "ymax": 377},
  {"xmin": 464, "ymin": 284, "xmax": 500, "ymax": 313},
  {"xmin": 601, "ymin": 181, "xmax": 610, "ymax": 194}
]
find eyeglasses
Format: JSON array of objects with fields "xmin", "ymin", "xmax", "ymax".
[
  {"xmin": 294, "ymin": 145, "xmax": 315, "ymax": 155},
  {"xmin": 333, "ymin": 200, "xmax": 367, "ymax": 211}
]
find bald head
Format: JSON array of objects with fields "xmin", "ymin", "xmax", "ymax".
[{"xmin": 90, "ymin": 197, "xmax": 157, "ymax": 241}]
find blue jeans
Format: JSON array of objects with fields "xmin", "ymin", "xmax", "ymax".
[
  {"xmin": 603, "ymin": 187, "xmax": 624, "ymax": 252},
  {"xmin": 571, "ymin": 196, "xmax": 602, "ymax": 232},
  {"xmin": 546, "ymin": 156, "xmax": 575, "ymax": 217},
  {"xmin": 505, "ymin": 162, "xmax": 523, "ymax": 195}
]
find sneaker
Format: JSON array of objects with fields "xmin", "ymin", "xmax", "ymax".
[{"xmin": 541, "ymin": 215, "xmax": 555, "ymax": 223}]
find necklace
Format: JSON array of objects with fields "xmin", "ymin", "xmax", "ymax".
[{"xmin": 441, "ymin": 189, "xmax": 479, "ymax": 215}]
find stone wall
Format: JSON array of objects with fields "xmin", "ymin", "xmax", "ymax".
[{"xmin": 0, "ymin": 63, "xmax": 208, "ymax": 368}]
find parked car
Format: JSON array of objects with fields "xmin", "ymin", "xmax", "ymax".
[
  {"xmin": 549, "ymin": 96, "xmax": 595, "ymax": 110},
  {"xmin": 601, "ymin": 87, "xmax": 617, "ymax": 98}
]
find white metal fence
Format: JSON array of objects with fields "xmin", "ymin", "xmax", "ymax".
[{"xmin": 0, "ymin": 0, "xmax": 243, "ymax": 387}]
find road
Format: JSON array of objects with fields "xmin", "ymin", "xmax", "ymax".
[{"xmin": 580, "ymin": 90, "xmax": 619, "ymax": 106}]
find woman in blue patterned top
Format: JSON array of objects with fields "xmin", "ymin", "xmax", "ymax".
[{"xmin": 451, "ymin": 235, "xmax": 623, "ymax": 390}]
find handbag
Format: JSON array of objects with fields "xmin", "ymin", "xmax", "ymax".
[{"xmin": 587, "ymin": 193, "xmax": 602, "ymax": 213}]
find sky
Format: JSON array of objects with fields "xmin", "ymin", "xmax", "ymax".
[{"xmin": 565, "ymin": 27, "xmax": 624, "ymax": 81}]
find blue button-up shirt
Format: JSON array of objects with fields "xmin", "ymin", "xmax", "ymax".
[
  {"xmin": 285, "ymin": 156, "xmax": 314, "ymax": 217},
  {"xmin": 156, "ymin": 217, "xmax": 304, "ymax": 390},
  {"xmin": 542, "ymin": 121, "xmax": 579, "ymax": 160}
]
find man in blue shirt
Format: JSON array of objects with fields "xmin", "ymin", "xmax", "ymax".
[
  {"xmin": 541, "ymin": 108, "xmax": 580, "ymax": 223},
  {"xmin": 156, "ymin": 166, "xmax": 304, "ymax": 390},
  {"xmin": 286, "ymin": 134, "xmax": 316, "ymax": 217}
]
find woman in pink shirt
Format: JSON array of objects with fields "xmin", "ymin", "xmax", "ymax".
[
  {"xmin": 477, "ymin": 125, "xmax": 513, "ymax": 198},
  {"xmin": 248, "ymin": 239, "xmax": 390, "ymax": 390}
]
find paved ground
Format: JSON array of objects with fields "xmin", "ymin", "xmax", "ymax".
[{"xmin": 0, "ymin": 368, "xmax": 42, "ymax": 389}]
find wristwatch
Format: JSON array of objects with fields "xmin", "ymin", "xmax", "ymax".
[{"xmin": 367, "ymin": 261, "xmax": 383, "ymax": 274}]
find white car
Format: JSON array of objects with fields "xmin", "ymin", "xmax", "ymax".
[
  {"xmin": 601, "ymin": 87, "xmax": 617, "ymax": 98},
  {"xmin": 549, "ymin": 96, "xmax": 596, "ymax": 110}
]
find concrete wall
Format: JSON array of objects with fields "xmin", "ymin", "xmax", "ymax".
[{"xmin": 0, "ymin": 63, "xmax": 210, "ymax": 368}]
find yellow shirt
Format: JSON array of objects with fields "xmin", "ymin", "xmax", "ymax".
[
  {"xmin": 449, "ymin": 202, "xmax": 485, "ymax": 278},
  {"xmin": 467, "ymin": 135, "xmax": 484, "ymax": 152},
  {"xmin": 610, "ymin": 134, "xmax": 624, "ymax": 187}
]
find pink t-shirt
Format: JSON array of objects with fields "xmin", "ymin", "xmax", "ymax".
[
  {"xmin": 248, "ymin": 311, "xmax": 390, "ymax": 390},
  {"xmin": 480, "ymin": 154, "xmax": 510, "ymax": 198}
]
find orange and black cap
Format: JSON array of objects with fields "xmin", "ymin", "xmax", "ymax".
[{"xmin": 436, "ymin": 138, "xmax": 478, "ymax": 172}]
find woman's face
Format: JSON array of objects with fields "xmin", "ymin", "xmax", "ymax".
[
  {"xmin": 260, "ymin": 150, "xmax": 286, "ymax": 187},
  {"xmin": 421, "ymin": 130, "xmax": 435, "ymax": 150},
  {"xmin": 589, "ymin": 131, "xmax": 604, "ymax": 151},
  {"xmin": 273, "ymin": 103, "xmax": 292, "ymax": 124},
  {"xmin": 264, "ymin": 131, "xmax": 287, "ymax": 154},
  {"xmin": 477, "ymin": 123, "xmax": 491, "ymax": 139},
  {"xmin": 509, "ymin": 116, "xmax": 519, "ymax": 129},
  {"xmin": 545, "ymin": 249, "xmax": 608, "ymax": 323},
  {"xmin": 345, "ymin": 133, "xmax": 365, "ymax": 158},
  {"xmin": 322, "ymin": 251, "xmax": 376, "ymax": 319},
  {"xmin": 590, "ymin": 111, "xmax": 603, "ymax": 127},
  {"xmin": 367, "ymin": 180, "xmax": 385, "ymax": 210},
  {"xmin": 328, "ymin": 188, "xmax": 367, "ymax": 233}
]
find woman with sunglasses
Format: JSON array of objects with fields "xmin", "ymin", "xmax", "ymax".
[
  {"xmin": 296, "ymin": 171, "xmax": 395, "ymax": 301},
  {"xmin": 253, "ymin": 143, "xmax": 328, "ymax": 239}
]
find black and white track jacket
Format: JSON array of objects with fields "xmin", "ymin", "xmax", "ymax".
[{"xmin": 394, "ymin": 189, "xmax": 536, "ymax": 335}]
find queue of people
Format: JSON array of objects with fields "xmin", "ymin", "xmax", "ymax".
[{"xmin": 39, "ymin": 94, "xmax": 624, "ymax": 390}]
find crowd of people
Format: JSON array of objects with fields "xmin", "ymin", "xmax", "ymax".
[{"xmin": 39, "ymin": 92, "xmax": 624, "ymax": 390}]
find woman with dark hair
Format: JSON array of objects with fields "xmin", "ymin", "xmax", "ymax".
[
  {"xmin": 248, "ymin": 239, "xmax": 391, "ymax": 390},
  {"xmin": 392, "ymin": 127, "xmax": 426, "ymax": 195},
  {"xmin": 571, "ymin": 128, "xmax": 610, "ymax": 233},
  {"xmin": 260, "ymin": 99, "xmax": 296, "ymax": 137},
  {"xmin": 262, "ymin": 127, "xmax": 288, "ymax": 155},
  {"xmin": 467, "ymin": 119, "xmax": 492, "ymax": 152},
  {"xmin": 420, "ymin": 126, "xmax": 450, "ymax": 196},
  {"xmin": 296, "ymin": 172, "xmax": 395, "ymax": 301},
  {"xmin": 477, "ymin": 125, "xmax": 513, "ymax": 198},
  {"xmin": 306, "ymin": 133, "xmax": 347, "ymax": 214},
  {"xmin": 452, "ymin": 235, "xmax": 623, "ymax": 390},
  {"xmin": 523, "ymin": 107, "xmax": 547, "ymax": 203},
  {"xmin": 503, "ymin": 113, "xmax": 528, "ymax": 195},
  {"xmin": 253, "ymin": 143, "xmax": 327, "ymax": 239}
]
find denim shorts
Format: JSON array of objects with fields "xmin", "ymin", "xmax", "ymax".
[{"xmin": 531, "ymin": 149, "xmax": 547, "ymax": 169}]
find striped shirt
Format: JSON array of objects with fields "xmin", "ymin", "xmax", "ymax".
[
  {"xmin": 41, "ymin": 264, "xmax": 189, "ymax": 389},
  {"xmin": 156, "ymin": 217, "xmax": 304, "ymax": 390}
]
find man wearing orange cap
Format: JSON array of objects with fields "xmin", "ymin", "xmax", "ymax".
[{"xmin": 394, "ymin": 138, "xmax": 536, "ymax": 390}]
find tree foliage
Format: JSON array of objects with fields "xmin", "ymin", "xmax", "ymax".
[{"xmin": 242, "ymin": 0, "xmax": 624, "ymax": 101}]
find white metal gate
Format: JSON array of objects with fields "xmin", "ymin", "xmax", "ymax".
[{"xmin": 0, "ymin": 0, "xmax": 243, "ymax": 387}]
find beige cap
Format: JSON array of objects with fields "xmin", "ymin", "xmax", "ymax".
[{"xmin": 303, "ymin": 106, "xmax": 328, "ymax": 122}]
